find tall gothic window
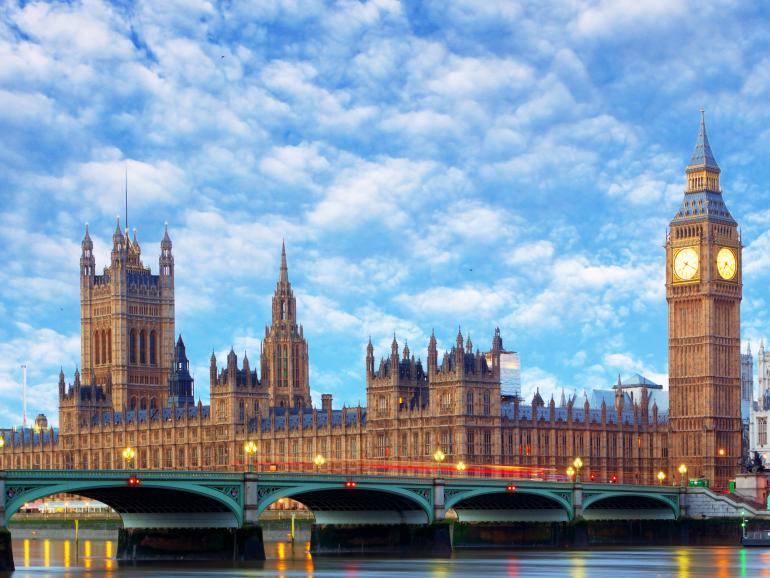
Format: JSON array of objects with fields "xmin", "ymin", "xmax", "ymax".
[
  {"xmin": 139, "ymin": 330, "xmax": 146, "ymax": 364},
  {"xmin": 129, "ymin": 330, "xmax": 137, "ymax": 364},
  {"xmin": 102, "ymin": 331, "xmax": 108, "ymax": 365},
  {"xmin": 281, "ymin": 300, "xmax": 286, "ymax": 320},
  {"xmin": 107, "ymin": 329, "xmax": 112, "ymax": 363},
  {"xmin": 238, "ymin": 400, "xmax": 245, "ymax": 422},
  {"xmin": 466, "ymin": 391, "xmax": 474, "ymax": 415},
  {"xmin": 94, "ymin": 330, "xmax": 101, "ymax": 365},
  {"xmin": 483, "ymin": 391, "xmax": 491, "ymax": 416},
  {"xmin": 149, "ymin": 331, "xmax": 157, "ymax": 365},
  {"xmin": 281, "ymin": 346, "xmax": 288, "ymax": 387}
]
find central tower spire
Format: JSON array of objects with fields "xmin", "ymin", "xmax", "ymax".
[{"xmin": 262, "ymin": 242, "xmax": 310, "ymax": 408}]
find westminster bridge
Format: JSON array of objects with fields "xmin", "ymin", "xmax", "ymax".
[{"xmin": 0, "ymin": 469, "xmax": 767, "ymax": 569}]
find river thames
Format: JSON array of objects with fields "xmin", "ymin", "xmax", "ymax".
[{"xmin": 8, "ymin": 538, "xmax": 770, "ymax": 577}]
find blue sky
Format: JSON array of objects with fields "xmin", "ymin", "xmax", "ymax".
[{"xmin": 2, "ymin": 0, "xmax": 770, "ymax": 426}]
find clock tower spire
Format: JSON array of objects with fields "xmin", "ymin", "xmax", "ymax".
[{"xmin": 666, "ymin": 112, "xmax": 742, "ymax": 490}]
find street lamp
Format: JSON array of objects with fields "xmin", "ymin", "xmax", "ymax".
[
  {"xmin": 244, "ymin": 441, "xmax": 258, "ymax": 473},
  {"xmin": 573, "ymin": 457, "xmax": 583, "ymax": 482},
  {"xmin": 122, "ymin": 447, "xmax": 136, "ymax": 469},
  {"xmin": 678, "ymin": 463, "xmax": 688, "ymax": 487},
  {"xmin": 566, "ymin": 466, "xmax": 576, "ymax": 481},
  {"xmin": 657, "ymin": 470, "xmax": 666, "ymax": 486},
  {"xmin": 313, "ymin": 453, "xmax": 326, "ymax": 473},
  {"xmin": 0, "ymin": 436, "xmax": 5, "ymax": 449},
  {"xmin": 433, "ymin": 448, "xmax": 446, "ymax": 477},
  {"xmin": 456, "ymin": 461, "xmax": 466, "ymax": 475}
]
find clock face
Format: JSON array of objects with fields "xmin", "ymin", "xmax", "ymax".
[
  {"xmin": 674, "ymin": 247, "xmax": 699, "ymax": 281},
  {"xmin": 717, "ymin": 247, "xmax": 737, "ymax": 280}
]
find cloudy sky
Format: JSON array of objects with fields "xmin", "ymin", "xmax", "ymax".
[{"xmin": 2, "ymin": 0, "xmax": 770, "ymax": 426}]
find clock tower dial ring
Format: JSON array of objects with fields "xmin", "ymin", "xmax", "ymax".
[
  {"xmin": 717, "ymin": 247, "xmax": 737, "ymax": 280},
  {"xmin": 673, "ymin": 247, "xmax": 699, "ymax": 281}
]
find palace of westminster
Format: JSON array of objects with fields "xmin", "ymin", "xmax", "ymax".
[{"xmin": 0, "ymin": 116, "xmax": 747, "ymax": 489}]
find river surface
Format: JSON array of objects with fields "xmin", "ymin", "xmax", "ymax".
[{"xmin": 10, "ymin": 538, "xmax": 770, "ymax": 577}]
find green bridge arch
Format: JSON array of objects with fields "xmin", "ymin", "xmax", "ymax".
[
  {"xmin": 582, "ymin": 491, "xmax": 680, "ymax": 519},
  {"xmin": 3, "ymin": 471, "xmax": 244, "ymax": 527},
  {"xmin": 256, "ymin": 481, "xmax": 434, "ymax": 524},
  {"xmin": 444, "ymin": 486, "xmax": 574, "ymax": 521}
]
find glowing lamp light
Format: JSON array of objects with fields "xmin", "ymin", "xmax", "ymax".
[
  {"xmin": 456, "ymin": 461, "xmax": 466, "ymax": 473},
  {"xmin": 589, "ymin": 472, "xmax": 596, "ymax": 482},
  {"xmin": 0, "ymin": 436, "xmax": 5, "ymax": 449},
  {"xmin": 573, "ymin": 457, "xmax": 583, "ymax": 470},
  {"xmin": 127, "ymin": 476, "xmax": 141, "ymax": 487},
  {"xmin": 313, "ymin": 454, "xmax": 326, "ymax": 469},
  {"xmin": 610, "ymin": 474, "xmax": 618, "ymax": 484},
  {"xmin": 566, "ymin": 466, "xmax": 575, "ymax": 479},
  {"xmin": 718, "ymin": 448, "xmax": 726, "ymax": 457},
  {"xmin": 122, "ymin": 447, "xmax": 136, "ymax": 462},
  {"xmin": 678, "ymin": 464, "xmax": 688, "ymax": 475},
  {"xmin": 657, "ymin": 471, "xmax": 666, "ymax": 485},
  {"xmin": 433, "ymin": 449, "xmax": 446, "ymax": 463},
  {"xmin": 344, "ymin": 480, "xmax": 357, "ymax": 489}
]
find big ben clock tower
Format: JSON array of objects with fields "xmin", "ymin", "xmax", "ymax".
[{"xmin": 667, "ymin": 112, "xmax": 742, "ymax": 489}]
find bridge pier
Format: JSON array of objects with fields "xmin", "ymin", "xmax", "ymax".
[
  {"xmin": 310, "ymin": 522, "xmax": 451, "ymax": 555},
  {"xmin": 117, "ymin": 526, "xmax": 265, "ymax": 562}
]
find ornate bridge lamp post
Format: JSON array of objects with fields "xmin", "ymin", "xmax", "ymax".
[
  {"xmin": 433, "ymin": 448, "xmax": 446, "ymax": 478},
  {"xmin": 0, "ymin": 436, "xmax": 5, "ymax": 450},
  {"xmin": 122, "ymin": 447, "xmax": 136, "ymax": 470},
  {"xmin": 573, "ymin": 457, "xmax": 583, "ymax": 483},
  {"xmin": 313, "ymin": 453, "xmax": 326, "ymax": 474},
  {"xmin": 657, "ymin": 470, "xmax": 666, "ymax": 486},
  {"xmin": 456, "ymin": 461, "xmax": 466, "ymax": 477},
  {"xmin": 566, "ymin": 465, "xmax": 576, "ymax": 482},
  {"xmin": 678, "ymin": 464, "xmax": 688, "ymax": 487},
  {"xmin": 244, "ymin": 441, "xmax": 258, "ymax": 473}
]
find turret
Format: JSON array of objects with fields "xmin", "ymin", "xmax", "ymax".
[
  {"xmin": 366, "ymin": 337, "xmax": 374, "ymax": 376},
  {"xmin": 111, "ymin": 216, "xmax": 125, "ymax": 267},
  {"xmin": 80, "ymin": 223, "xmax": 95, "ymax": 281},
  {"xmin": 227, "ymin": 348, "xmax": 237, "ymax": 385},
  {"xmin": 455, "ymin": 327, "xmax": 464, "ymax": 375},
  {"xmin": 160, "ymin": 222, "xmax": 174, "ymax": 278},
  {"xmin": 58, "ymin": 367, "xmax": 65, "ymax": 398},
  {"xmin": 209, "ymin": 350, "xmax": 217, "ymax": 387},
  {"xmin": 243, "ymin": 352, "xmax": 251, "ymax": 386},
  {"xmin": 390, "ymin": 334, "xmax": 399, "ymax": 375},
  {"xmin": 427, "ymin": 330, "xmax": 438, "ymax": 375}
]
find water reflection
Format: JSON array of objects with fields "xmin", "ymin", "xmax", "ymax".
[{"xmin": 9, "ymin": 539, "xmax": 770, "ymax": 577}]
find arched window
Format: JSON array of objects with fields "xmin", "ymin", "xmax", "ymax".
[
  {"xmin": 483, "ymin": 391, "xmax": 491, "ymax": 416},
  {"xmin": 129, "ymin": 330, "xmax": 137, "ymax": 364},
  {"xmin": 281, "ymin": 300, "xmax": 286, "ymax": 320},
  {"xmin": 150, "ymin": 398, "xmax": 157, "ymax": 411},
  {"xmin": 139, "ymin": 330, "xmax": 146, "ymax": 364},
  {"xmin": 140, "ymin": 398, "xmax": 147, "ymax": 411},
  {"xmin": 149, "ymin": 331, "xmax": 157, "ymax": 365},
  {"xmin": 102, "ymin": 330, "xmax": 108, "ymax": 365},
  {"xmin": 466, "ymin": 391, "xmax": 474, "ymax": 415},
  {"xmin": 107, "ymin": 329, "xmax": 112, "ymax": 363},
  {"xmin": 239, "ymin": 401, "xmax": 245, "ymax": 422},
  {"xmin": 94, "ymin": 330, "xmax": 101, "ymax": 365}
]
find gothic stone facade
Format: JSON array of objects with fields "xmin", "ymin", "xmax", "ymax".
[{"xmin": 0, "ymin": 117, "xmax": 742, "ymax": 489}]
